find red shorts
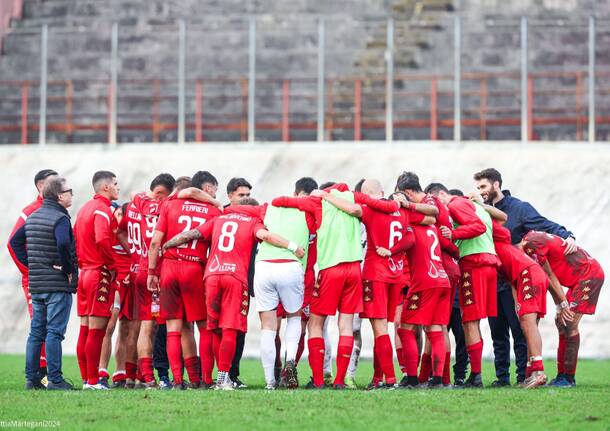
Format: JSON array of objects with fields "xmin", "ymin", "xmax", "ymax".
[
  {"xmin": 160, "ymin": 259, "xmax": 206, "ymax": 322},
  {"xmin": 401, "ymin": 287, "xmax": 451, "ymax": 326},
  {"xmin": 458, "ymin": 264, "xmax": 497, "ymax": 322},
  {"xmin": 515, "ymin": 264, "xmax": 548, "ymax": 318},
  {"xmin": 117, "ymin": 268, "xmax": 135, "ymax": 321},
  {"xmin": 134, "ymin": 267, "xmax": 162, "ymax": 322},
  {"xmin": 567, "ymin": 266, "xmax": 604, "ymax": 315},
  {"xmin": 205, "ymin": 275, "xmax": 249, "ymax": 332},
  {"xmin": 77, "ymin": 268, "xmax": 115, "ymax": 318},
  {"xmin": 360, "ymin": 280, "xmax": 403, "ymax": 321},
  {"xmin": 311, "ymin": 261, "xmax": 362, "ymax": 316}
]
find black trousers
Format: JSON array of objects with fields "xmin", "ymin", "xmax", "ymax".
[
  {"xmin": 153, "ymin": 323, "xmax": 169, "ymax": 378},
  {"xmin": 448, "ymin": 306, "xmax": 469, "ymax": 381},
  {"xmin": 229, "ymin": 331, "xmax": 246, "ymax": 381},
  {"xmin": 488, "ymin": 288, "xmax": 527, "ymax": 383}
]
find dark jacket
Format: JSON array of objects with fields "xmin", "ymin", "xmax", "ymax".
[
  {"xmin": 17, "ymin": 199, "xmax": 78, "ymax": 294},
  {"xmin": 493, "ymin": 190, "xmax": 573, "ymax": 291}
]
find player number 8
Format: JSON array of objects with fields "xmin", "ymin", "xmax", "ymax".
[{"xmin": 218, "ymin": 221, "xmax": 238, "ymax": 252}]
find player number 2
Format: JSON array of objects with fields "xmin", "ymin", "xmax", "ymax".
[
  {"xmin": 218, "ymin": 221, "xmax": 238, "ymax": 252},
  {"xmin": 426, "ymin": 228, "xmax": 442, "ymax": 262},
  {"xmin": 178, "ymin": 215, "xmax": 207, "ymax": 249}
]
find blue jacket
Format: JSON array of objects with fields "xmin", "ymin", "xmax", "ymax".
[{"xmin": 493, "ymin": 190, "xmax": 573, "ymax": 292}]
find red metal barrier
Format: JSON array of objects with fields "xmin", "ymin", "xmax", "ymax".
[{"xmin": 0, "ymin": 70, "xmax": 609, "ymax": 143}]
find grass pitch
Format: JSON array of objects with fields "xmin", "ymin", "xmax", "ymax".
[{"xmin": 0, "ymin": 355, "xmax": 608, "ymax": 430}]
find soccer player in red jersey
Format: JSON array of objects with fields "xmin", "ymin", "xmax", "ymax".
[
  {"xmin": 97, "ymin": 202, "xmax": 133, "ymax": 387},
  {"xmin": 148, "ymin": 171, "xmax": 222, "ymax": 389},
  {"xmin": 74, "ymin": 171, "xmax": 120, "ymax": 390},
  {"xmin": 396, "ymin": 172, "xmax": 461, "ymax": 386},
  {"xmin": 520, "ymin": 231, "xmax": 604, "ymax": 387},
  {"xmin": 121, "ymin": 173, "xmax": 176, "ymax": 388},
  {"xmin": 491, "ymin": 221, "xmax": 572, "ymax": 388},
  {"xmin": 390, "ymin": 192, "xmax": 452, "ymax": 389},
  {"xmin": 162, "ymin": 197, "xmax": 305, "ymax": 390},
  {"xmin": 7, "ymin": 169, "xmax": 57, "ymax": 384},
  {"xmin": 430, "ymin": 183, "xmax": 499, "ymax": 388}
]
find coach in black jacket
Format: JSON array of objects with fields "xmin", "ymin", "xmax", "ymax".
[
  {"xmin": 10, "ymin": 176, "xmax": 78, "ymax": 390},
  {"xmin": 474, "ymin": 168, "xmax": 575, "ymax": 386}
]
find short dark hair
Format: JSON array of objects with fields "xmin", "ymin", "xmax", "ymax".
[
  {"xmin": 150, "ymin": 173, "xmax": 175, "ymax": 192},
  {"xmin": 424, "ymin": 182, "xmax": 449, "ymax": 195},
  {"xmin": 174, "ymin": 176, "xmax": 192, "ymax": 192},
  {"xmin": 227, "ymin": 177, "xmax": 252, "ymax": 194},
  {"xmin": 354, "ymin": 179, "xmax": 365, "ymax": 192},
  {"xmin": 192, "ymin": 171, "xmax": 218, "ymax": 190},
  {"xmin": 34, "ymin": 169, "xmax": 58, "ymax": 186},
  {"xmin": 92, "ymin": 171, "xmax": 116, "ymax": 192},
  {"xmin": 473, "ymin": 168, "xmax": 502, "ymax": 188},
  {"xmin": 120, "ymin": 202, "xmax": 129, "ymax": 214},
  {"xmin": 295, "ymin": 177, "xmax": 318, "ymax": 195},
  {"xmin": 448, "ymin": 189, "xmax": 464, "ymax": 197},
  {"xmin": 42, "ymin": 177, "xmax": 67, "ymax": 200},
  {"xmin": 319, "ymin": 181, "xmax": 336, "ymax": 190},
  {"xmin": 238, "ymin": 197, "xmax": 259, "ymax": 206},
  {"xmin": 396, "ymin": 171, "xmax": 422, "ymax": 193}
]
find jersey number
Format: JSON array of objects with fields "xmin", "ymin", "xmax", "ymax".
[
  {"xmin": 426, "ymin": 228, "xmax": 442, "ymax": 262},
  {"xmin": 389, "ymin": 221, "xmax": 403, "ymax": 248},
  {"xmin": 178, "ymin": 215, "xmax": 207, "ymax": 249},
  {"xmin": 218, "ymin": 221, "xmax": 238, "ymax": 252},
  {"xmin": 127, "ymin": 221, "xmax": 142, "ymax": 255}
]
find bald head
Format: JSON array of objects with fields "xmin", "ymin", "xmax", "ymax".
[{"xmin": 361, "ymin": 179, "xmax": 383, "ymax": 199}]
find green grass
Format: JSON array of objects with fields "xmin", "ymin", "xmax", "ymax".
[{"xmin": 0, "ymin": 355, "xmax": 608, "ymax": 430}]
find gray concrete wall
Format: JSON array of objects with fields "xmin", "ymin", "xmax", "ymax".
[{"xmin": 1, "ymin": 141, "xmax": 609, "ymax": 359}]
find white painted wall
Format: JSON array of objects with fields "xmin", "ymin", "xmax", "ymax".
[{"xmin": 1, "ymin": 142, "xmax": 608, "ymax": 359}]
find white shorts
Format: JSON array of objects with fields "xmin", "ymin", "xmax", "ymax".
[{"xmin": 254, "ymin": 260, "xmax": 304, "ymax": 313}]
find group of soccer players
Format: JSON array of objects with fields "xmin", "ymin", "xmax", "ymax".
[{"xmin": 8, "ymin": 167, "xmax": 605, "ymax": 390}]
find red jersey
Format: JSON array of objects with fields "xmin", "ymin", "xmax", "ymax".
[
  {"xmin": 361, "ymin": 205, "xmax": 412, "ymax": 283},
  {"xmin": 111, "ymin": 237, "xmax": 132, "ymax": 275},
  {"xmin": 198, "ymin": 212, "xmax": 266, "ymax": 286},
  {"xmin": 424, "ymin": 194, "xmax": 460, "ymax": 279},
  {"xmin": 74, "ymin": 194, "xmax": 116, "ymax": 270},
  {"xmin": 156, "ymin": 197, "xmax": 221, "ymax": 263},
  {"xmin": 118, "ymin": 197, "xmax": 144, "ymax": 266},
  {"xmin": 522, "ymin": 231, "xmax": 600, "ymax": 288},
  {"xmin": 132, "ymin": 193, "xmax": 163, "ymax": 267},
  {"xmin": 407, "ymin": 218, "xmax": 449, "ymax": 293},
  {"xmin": 492, "ymin": 221, "xmax": 537, "ymax": 284},
  {"xmin": 7, "ymin": 196, "xmax": 43, "ymax": 275}
]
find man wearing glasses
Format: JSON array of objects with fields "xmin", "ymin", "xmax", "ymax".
[{"xmin": 10, "ymin": 177, "xmax": 78, "ymax": 390}]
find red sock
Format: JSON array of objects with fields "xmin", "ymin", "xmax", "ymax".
[
  {"xmin": 373, "ymin": 342, "xmax": 383, "ymax": 383},
  {"xmin": 396, "ymin": 347, "xmax": 407, "ymax": 374},
  {"xmin": 167, "ymin": 331, "xmax": 184, "ymax": 384},
  {"xmin": 418, "ymin": 353, "xmax": 432, "ymax": 383},
  {"xmin": 428, "ymin": 331, "xmax": 446, "ymax": 378},
  {"xmin": 530, "ymin": 360, "xmax": 544, "ymax": 372},
  {"xmin": 564, "ymin": 334, "xmax": 580, "ymax": 376},
  {"xmin": 199, "ymin": 329, "xmax": 214, "ymax": 385},
  {"xmin": 218, "ymin": 329, "xmax": 237, "ymax": 372},
  {"xmin": 212, "ymin": 331, "xmax": 221, "ymax": 365},
  {"xmin": 557, "ymin": 334, "xmax": 566, "ymax": 374},
  {"xmin": 397, "ymin": 328, "xmax": 419, "ymax": 377},
  {"xmin": 376, "ymin": 334, "xmax": 396, "ymax": 385},
  {"xmin": 125, "ymin": 361, "xmax": 137, "ymax": 381},
  {"xmin": 526, "ymin": 364, "xmax": 532, "ymax": 378},
  {"xmin": 136, "ymin": 367, "xmax": 143, "ymax": 382},
  {"xmin": 466, "ymin": 340, "xmax": 483, "ymax": 374},
  {"xmin": 98, "ymin": 368, "xmax": 110, "ymax": 379},
  {"xmin": 39, "ymin": 342, "xmax": 47, "ymax": 369},
  {"xmin": 85, "ymin": 328, "xmax": 106, "ymax": 385},
  {"xmin": 138, "ymin": 357, "xmax": 155, "ymax": 383},
  {"xmin": 185, "ymin": 356, "xmax": 201, "ymax": 385},
  {"xmin": 76, "ymin": 325, "xmax": 89, "ymax": 381},
  {"xmin": 307, "ymin": 337, "xmax": 325, "ymax": 387},
  {"xmin": 334, "ymin": 336, "xmax": 354, "ymax": 386},
  {"xmin": 295, "ymin": 332, "xmax": 305, "ymax": 365},
  {"xmin": 442, "ymin": 351, "xmax": 451, "ymax": 385},
  {"xmin": 112, "ymin": 371, "xmax": 126, "ymax": 383}
]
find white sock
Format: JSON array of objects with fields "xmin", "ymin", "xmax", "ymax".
[
  {"xmin": 323, "ymin": 319, "xmax": 333, "ymax": 374},
  {"xmin": 260, "ymin": 329, "xmax": 277, "ymax": 385},
  {"xmin": 347, "ymin": 344, "xmax": 361, "ymax": 378},
  {"xmin": 285, "ymin": 317, "xmax": 301, "ymax": 362}
]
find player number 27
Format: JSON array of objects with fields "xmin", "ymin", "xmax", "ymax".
[
  {"xmin": 218, "ymin": 221, "xmax": 238, "ymax": 252},
  {"xmin": 178, "ymin": 215, "xmax": 207, "ymax": 249}
]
